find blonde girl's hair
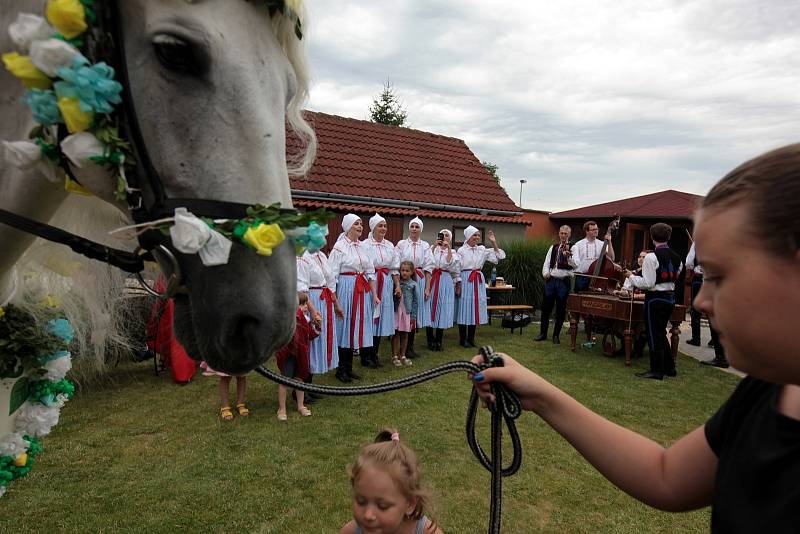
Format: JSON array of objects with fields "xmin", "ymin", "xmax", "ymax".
[
  {"xmin": 399, "ymin": 261, "xmax": 417, "ymax": 281},
  {"xmin": 348, "ymin": 428, "xmax": 435, "ymax": 525}
]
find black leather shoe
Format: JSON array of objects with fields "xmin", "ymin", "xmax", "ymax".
[
  {"xmin": 534, "ymin": 333, "xmax": 548, "ymax": 341},
  {"xmin": 552, "ymin": 334, "xmax": 560, "ymax": 344},
  {"xmin": 635, "ymin": 371, "xmax": 663, "ymax": 380},
  {"xmin": 701, "ymin": 358, "xmax": 730, "ymax": 368},
  {"xmin": 406, "ymin": 348, "xmax": 420, "ymax": 359},
  {"xmin": 335, "ymin": 371, "xmax": 352, "ymax": 383},
  {"xmin": 466, "ymin": 340, "xmax": 477, "ymax": 348},
  {"xmin": 686, "ymin": 339, "xmax": 701, "ymax": 347},
  {"xmin": 459, "ymin": 340, "xmax": 470, "ymax": 348},
  {"xmin": 303, "ymin": 395, "xmax": 317, "ymax": 404},
  {"xmin": 348, "ymin": 370, "xmax": 362, "ymax": 380},
  {"xmin": 707, "ymin": 339, "xmax": 715, "ymax": 347},
  {"xmin": 664, "ymin": 369, "xmax": 677, "ymax": 377}
]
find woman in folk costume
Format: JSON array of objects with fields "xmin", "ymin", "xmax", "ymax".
[
  {"xmin": 302, "ymin": 248, "xmax": 344, "ymax": 387},
  {"xmin": 362, "ymin": 213, "xmax": 398, "ymax": 369},
  {"xmin": 394, "ymin": 217, "xmax": 434, "ymax": 358},
  {"xmin": 426, "ymin": 229, "xmax": 460, "ymax": 351},
  {"xmin": 329, "ymin": 214, "xmax": 378, "ymax": 383},
  {"xmin": 456, "ymin": 225, "xmax": 506, "ymax": 347}
]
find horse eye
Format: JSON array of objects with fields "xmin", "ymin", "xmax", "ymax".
[{"xmin": 152, "ymin": 34, "xmax": 207, "ymax": 76}]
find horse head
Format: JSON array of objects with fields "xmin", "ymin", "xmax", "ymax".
[{"xmin": 1, "ymin": 0, "xmax": 316, "ymax": 375}]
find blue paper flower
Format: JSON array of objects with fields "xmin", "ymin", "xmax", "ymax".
[
  {"xmin": 39, "ymin": 350, "xmax": 70, "ymax": 363},
  {"xmin": 46, "ymin": 319, "xmax": 74, "ymax": 344},
  {"xmin": 292, "ymin": 221, "xmax": 328, "ymax": 253},
  {"xmin": 54, "ymin": 55, "xmax": 122, "ymax": 114},
  {"xmin": 22, "ymin": 89, "xmax": 63, "ymax": 126}
]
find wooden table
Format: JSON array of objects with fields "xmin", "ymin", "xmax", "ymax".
[{"xmin": 567, "ymin": 293, "xmax": 686, "ymax": 366}]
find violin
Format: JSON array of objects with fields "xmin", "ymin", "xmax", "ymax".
[{"xmin": 587, "ymin": 214, "xmax": 623, "ymax": 293}]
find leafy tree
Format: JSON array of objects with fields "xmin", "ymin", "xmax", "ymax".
[
  {"xmin": 369, "ymin": 80, "xmax": 408, "ymax": 127},
  {"xmin": 482, "ymin": 161, "xmax": 501, "ymax": 184}
]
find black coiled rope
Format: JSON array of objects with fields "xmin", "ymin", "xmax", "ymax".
[{"xmin": 255, "ymin": 346, "xmax": 522, "ymax": 534}]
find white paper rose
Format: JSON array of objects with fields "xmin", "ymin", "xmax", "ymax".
[
  {"xmin": 30, "ymin": 38, "xmax": 80, "ymax": 77},
  {"xmin": 2, "ymin": 140, "xmax": 41, "ymax": 169},
  {"xmin": 44, "ymin": 353, "xmax": 72, "ymax": 381},
  {"xmin": 169, "ymin": 208, "xmax": 232, "ymax": 266},
  {"xmin": 60, "ymin": 131, "xmax": 104, "ymax": 168},
  {"xmin": 8, "ymin": 13, "xmax": 54, "ymax": 53},
  {"xmin": 15, "ymin": 398, "xmax": 65, "ymax": 438},
  {"xmin": 0, "ymin": 432, "xmax": 29, "ymax": 459}
]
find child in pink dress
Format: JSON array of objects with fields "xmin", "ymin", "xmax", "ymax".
[{"xmin": 391, "ymin": 261, "xmax": 417, "ymax": 367}]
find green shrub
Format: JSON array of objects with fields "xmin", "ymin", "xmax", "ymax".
[{"xmin": 483, "ymin": 238, "xmax": 552, "ymax": 310}]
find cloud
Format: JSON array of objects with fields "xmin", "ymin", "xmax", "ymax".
[{"xmin": 305, "ymin": 0, "xmax": 800, "ymax": 212}]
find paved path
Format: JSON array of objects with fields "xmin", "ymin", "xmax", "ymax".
[{"xmin": 677, "ymin": 320, "xmax": 744, "ymax": 377}]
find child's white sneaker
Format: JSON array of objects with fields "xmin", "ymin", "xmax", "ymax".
[
  {"xmin": 392, "ymin": 356, "xmax": 403, "ymax": 367},
  {"xmin": 401, "ymin": 356, "xmax": 413, "ymax": 366}
]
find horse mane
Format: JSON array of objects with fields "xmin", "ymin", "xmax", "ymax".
[
  {"xmin": 271, "ymin": 1, "xmax": 317, "ymax": 177},
  {"xmin": 14, "ymin": 195, "xmax": 138, "ymax": 374}
]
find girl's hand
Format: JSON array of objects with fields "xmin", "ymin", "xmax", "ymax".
[
  {"xmin": 424, "ymin": 287, "xmax": 431, "ymax": 300},
  {"xmin": 334, "ymin": 304, "xmax": 344, "ymax": 320},
  {"xmin": 394, "ymin": 285, "xmax": 401, "ymax": 297},
  {"xmin": 487, "ymin": 230, "xmax": 497, "ymax": 245},
  {"xmin": 373, "ymin": 295, "xmax": 380, "ymax": 307},
  {"xmin": 469, "ymin": 353, "xmax": 546, "ymax": 412},
  {"xmin": 312, "ymin": 312, "xmax": 322, "ymax": 327}
]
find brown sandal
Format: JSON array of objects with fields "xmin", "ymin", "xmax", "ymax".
[
  {"xmin": 220, "ymin": 406, "xmax": 234, "ymax": 421},
  {"xmin": 236, "ymin": 403, "xmax": 250, "ymax": 417}
]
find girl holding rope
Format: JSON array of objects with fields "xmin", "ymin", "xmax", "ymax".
[{"xmin": 470, "ymin": 144, "xmax": 800, "ymax": 532}]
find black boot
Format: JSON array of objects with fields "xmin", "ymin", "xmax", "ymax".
[
  {"xmin": 406, "ymin": 329, "xmax": 419, "ymax": 358},
  {"xmin": 336, "ymin": 348, "xmax": 352, "ymax": 383},
  {"xmin": 359, "ymin": 347, "xmax": 370, "ymax": 367},
  {"xmin": 435, "ymin": 329, "xmax": 444, "ymax": 351},
  {"xmin": 467, "ymin": 325, "xmax": 477, "ymax": 347},
  {"xmin": 426, "ymin": 327, "xmax": 435, "ymax": 350},
  {"xmin": 371, "ymin": 337, "xmax": 383, "ymax": 368},
  {"xmin": 534, "ymin": 329, "xmax": 548, "ymax": 341},
  {"xmin": 458, "ymin": 325, "xmax": 469, "ymax": 347}
]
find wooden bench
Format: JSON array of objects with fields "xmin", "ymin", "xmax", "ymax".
[{"xmin": 487, "ymin": 305, "xmax": 534, "ymax": 334}]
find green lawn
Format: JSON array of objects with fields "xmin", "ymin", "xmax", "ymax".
[{"xmin": 0, "ymin": 324, "xmax": 739, "ymax": 533}]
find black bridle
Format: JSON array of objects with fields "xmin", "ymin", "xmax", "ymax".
[{"xmin": 0, "ymin": 0, "xmax": 296, "ymax": 298}]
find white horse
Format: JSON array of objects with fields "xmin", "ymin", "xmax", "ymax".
[{"xmin": 0, "ymin": 0, "xmax": 316, "ymax": 375}]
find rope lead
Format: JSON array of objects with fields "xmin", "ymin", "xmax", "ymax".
[{"xmin": 255, "ymin": 346, "xmax": 522, "ymax": 534}]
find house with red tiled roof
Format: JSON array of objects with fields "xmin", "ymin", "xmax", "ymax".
[
  {"xmin": 288, "ymin": 111, "xmax": 527, "ymax": 249},
  {"xmin": 549, "ymin": 190, "xmax": 703, "ymax": 267}
]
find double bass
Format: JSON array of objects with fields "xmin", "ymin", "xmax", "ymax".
[{"xmin": 587, "ymin": 215, "xmax": 623, "ymax": 293}]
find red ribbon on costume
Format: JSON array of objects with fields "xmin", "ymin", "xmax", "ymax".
[
  {"xmin": 430, "ymin": 268, "xmax": 445, "ymax": 322},
  {"xmin": 342, "ymin": 272, "xmax": 371, "ymax": 348},
  {"xmin": 375, "ymin": 267, "xmax": 390, "ymax": 301},
  {"xmin": 317, "ymin": 287, "xmax": 336, "ymax": 366},
  {"xmin": 467, "ymin": 269, "xmax": 484, "ymax": 321},
  {"xmin": 415, "ymin": 267, "xmax": 424, "ymax": 280}
]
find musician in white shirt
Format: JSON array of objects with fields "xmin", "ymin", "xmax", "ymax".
[{"xmin": 572, "ymin": 220, "xmax": 615, "ymax": 292}]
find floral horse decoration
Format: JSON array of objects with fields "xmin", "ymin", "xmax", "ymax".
[{"xmin": 1, "ymin": 0, "xmax": 331, "ymax": 377}]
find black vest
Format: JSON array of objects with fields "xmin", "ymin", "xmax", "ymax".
[
  {"xmin": 654, "ymin": 247, "xmax": 683, "ymax": 284},
  {"xmin": 549, "ymin": 243, "xmax": 573, "ymax": 270}
]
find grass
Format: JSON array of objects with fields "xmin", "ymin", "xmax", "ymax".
[{"xmin": 0, "ymin": 323, "xmax": 739, "ymax": 533}]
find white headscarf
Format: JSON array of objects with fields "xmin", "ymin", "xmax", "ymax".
[
  {"xmin": 439, "ymin": 229, "xmax": 452, "ymax": 240},
  {"xmin": 368, "ymin": 213, "xmax": 386, "ymax": 239},
  {"xmin": 409, "ymin": 217, "xmax": 424, "ymax": 231},
  {"xmin": 464, "ymin": 225, "xmax": 479, "ymax": 243},
  {"xmin": 337, "ymin": 213, "xmax": 360, "ymax": 243}
]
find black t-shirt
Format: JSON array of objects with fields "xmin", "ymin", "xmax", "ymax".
[{"xmin": 705, "ymin": 376, "xmax": 800, "ymax": 533}]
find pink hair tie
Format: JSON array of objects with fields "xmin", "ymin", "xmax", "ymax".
[{"xmin": 391, "ymin": 432, "xmax": 400, "ymax": 442}]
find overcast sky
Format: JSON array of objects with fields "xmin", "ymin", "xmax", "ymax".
[{"xmin": 303, "ymin": 0, "xmax": 800, "ymax": 212}]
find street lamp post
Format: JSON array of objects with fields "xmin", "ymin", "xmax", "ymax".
[{"xmin": 519, "ymin": 179, "xmax": 527, "ymax": 208}]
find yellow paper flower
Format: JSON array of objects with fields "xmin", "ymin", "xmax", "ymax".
[
  {"xmin": 64, "ymin": 175, "xmax": 92, "ymax": 196},
  {"xmin": 0, "ymin": 307, "xmax": 5, "ymax": 319},
  {"xmin": 46, "ymin": 0, "xmax": 88, "ymax": 39},
  {"xmin": 57, "ymin": 96, "xmax": 93, "ymax": 132},
  {"xmin": 2, "ymin": 52, "xmax": 52, "ymax": 90},
  {"xmin": 43, "ymin": 295, "xmax": 62, "ymax": 308},
  {"xmin": 13, "ymin": 453, "xmax": 28, "ymax": 467},
  {"xmin": 243, "ymin": 223, "xmax": 285, "ymax": 256}
]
